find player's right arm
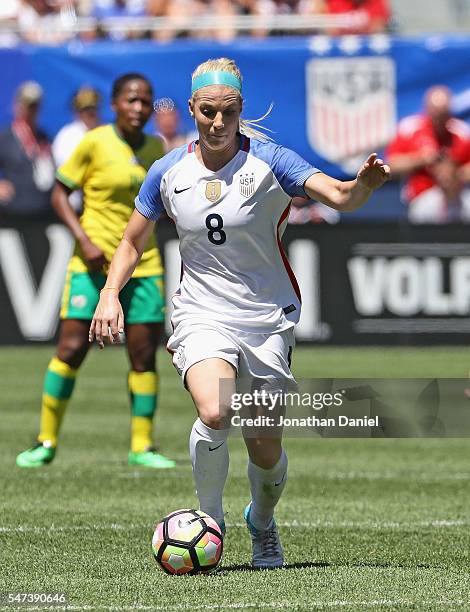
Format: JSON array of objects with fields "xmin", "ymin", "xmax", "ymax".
[
  {"xmin": 89, "ymin": 150, "xmax": 167, "ymax": 348},
  {"xmin": 51, "ymin": 180, "xmax": 106, "ymax": 270},
  {"xmin": 54, "ymin": 131, "xmax": 107, "ymax": 270},
  {"xmin": 89, "ymin": 209, "xmax": 156, "ymax": 348}
]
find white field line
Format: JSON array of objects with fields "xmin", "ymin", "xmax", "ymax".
[
  {"xmin": 319, "ymin": 471, "xmax": 470, "ymax": 481},
  {"xmin": 0, "ymin": 519, "xmax": 468, "ymax": 535},
  {"xmin": 20, "ymin": 470, "xmax": 470, "ymax": 483},
  {"xmin": 113, "ymin": 471, "xmax": 470, "ymax": 482},
  {"xmin": 0, "ymin": 601, "xmax": 467, "ymax": 611}
]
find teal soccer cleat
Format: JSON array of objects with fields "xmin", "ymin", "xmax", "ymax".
[{"xmin": 244, "ymin": 502, "xmax": 284, "ymax": 569}]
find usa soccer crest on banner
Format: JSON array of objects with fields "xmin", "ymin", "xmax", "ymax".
[{"xmin": 305, "ymin": 56, "xmax": 396, "ymax": 172}]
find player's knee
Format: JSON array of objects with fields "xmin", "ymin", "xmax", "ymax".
[
  {"xmin": 57, "ymin": 338, "xmax": 88, "ymax": 369},
  {"xmin": 198, "ymin": 406, "xmax": 226, "ymax": 430},
  {"xmin": 128, "ymin": 343, "xmax": 156, "ymax": 372},
  {"xmin": 246, "ymin": 438, "xmax": 282, "ymax": 469}
]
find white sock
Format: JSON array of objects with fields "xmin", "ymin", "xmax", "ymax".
[
  {"xmin": 189, "ymin": 418, "xmax": 229, "ymax": 525},
  {"xmin": 248, "ymin": 449, "xmax": 288, "ymax": 531}
]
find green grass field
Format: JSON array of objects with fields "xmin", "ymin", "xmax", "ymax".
[{"xmin": 1, "ymin": 346, "xmax": 470, "ymax": 611}]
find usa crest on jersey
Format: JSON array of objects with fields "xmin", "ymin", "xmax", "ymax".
[
  {"xmin": 306, "ymin": 57, "xmax": 396, "ymax": 167},
  {"xmin": 239, "ymin": 173, "xmax": 255, "ymax": 198}
]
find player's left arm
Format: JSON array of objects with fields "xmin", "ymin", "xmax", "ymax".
[{"xmin": 304, "ymin": 153, "xmax": 390, "ymax": 212}]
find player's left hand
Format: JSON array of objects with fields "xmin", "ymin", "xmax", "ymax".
[{"xmin": 357, "ymin": 153, "xmax": 391, "ymax": 191}]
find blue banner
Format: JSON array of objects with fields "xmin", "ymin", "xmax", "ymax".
[{"xmin": 0, "ymin": 35, "xmax": 469, "ymax": 218}]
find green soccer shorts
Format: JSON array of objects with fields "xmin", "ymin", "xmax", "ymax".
[{"xmin": 60, "ymin": 271, "xmax": 165, "ymax": 324}]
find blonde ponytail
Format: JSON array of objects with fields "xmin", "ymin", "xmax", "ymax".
[{"xmin": 239, "ymin": 103, "xmax": 274, "ymax": 142}]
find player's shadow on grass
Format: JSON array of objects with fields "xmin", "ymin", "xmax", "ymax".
[
  {"xmin": 220, "ymin": 561, "xmax": 433, "ymax": 574},
  {"xmin": 219, "ymin": 561, "xmax": 329, "ymax": 573},
  {"xmin": 341, "ymin": 561, "xmax": 433, "ymax": 569}
]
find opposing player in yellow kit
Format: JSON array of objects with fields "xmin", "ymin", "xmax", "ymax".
[{"xmin": 16, "ymin": 73, "xmax": 175, "ymax": 469}]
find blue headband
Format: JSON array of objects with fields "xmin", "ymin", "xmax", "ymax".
[{"xmin": 191, "ymin": 71, "xmax": 242, "ymax": 94}]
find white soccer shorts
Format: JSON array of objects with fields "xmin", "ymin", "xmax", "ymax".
[{"xmin": 167, "ymin": 322, "xmax": 295, "ymax": 386}]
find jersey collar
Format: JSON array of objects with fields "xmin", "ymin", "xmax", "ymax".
[{"xmin": 187, "ymin": 133, "xmax": 250, "ymax": 154}]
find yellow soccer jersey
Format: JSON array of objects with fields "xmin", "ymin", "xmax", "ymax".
[{"xmin": 57, "ymin": 124, "xmax": 164, "ymax": 277}]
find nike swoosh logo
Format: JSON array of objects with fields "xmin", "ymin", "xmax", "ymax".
[
  {"xmin": 174, "ymin": 186, "xmax": 191, "ymax": 194},
  {"xmin": 209, "ymin": 442, "xmax": 225, "ymax": 452},
  {"xmin": 274, "ymin": 473, "xmax": 286, "ymax": 487},
  {"xmin": 177, "ymin": 517, "xmax": 201, "ymax": 529}
]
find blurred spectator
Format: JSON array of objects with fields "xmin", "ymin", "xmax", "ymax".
[
  {"xmin": 92, "ymin": 0, "xmax": 145, "ymax": 18},
  {"xmin": 92, "ymin": 0, "xmax": 146, "ymax": 39},
  {"xmin": 52, "ymin": 86, "xmax": 101, "ymax": 210},
  {"xmin": 0, "ymin": 81, "xmax": 55, "ymax": 219},
  {"xmin": 386, "ymin": 86, "xmax": 470, "ymax": 223},
  {"xmin": 75, "ymin": 0, "xmax": 93, "ymax": 15},
  {"xmin": 253, "ymin": 0, "xmax": 323, "ymax": 36},
  {"xmin": 0, "ymin": 0, "xmax": 20, "ymax": 44},
  {"xmin": 2, "ymin": 0, "xmax": 394, "ymax": 41},
  {"xmin": 289, "ymin": 196, "xmax": 340, "ymax": 224},
  {"xmin": 144, "ymin": 0, "xmax": 180, "ymax": 42},
  {"xmin": 189, "ymin": 0, "xmax": 237, "ymax": 41},
  {"xmin": 325, "ymin": 0, "xmax": 391, "ymax": 34},
  {"xmin": 17, "ymin": 0, "xmax": 77, "ymax": 43},
  {"xmin": 0, "ymin": 0, "xmax": 20, "ymax": 21},
  {"xmin": 147, "ymin": 0, "xmax": 242, "ymax": 42},
  {"xmin": 52, "ymin": 86, "xmax": 100, "ymax": 166},
  {"xmin": 153, "ymin": 98, "xmax": 195, "ymax": 152}
]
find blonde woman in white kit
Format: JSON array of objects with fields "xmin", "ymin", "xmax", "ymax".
[{"xmin": 90, "ymin": 57, "xmax": 390, "ymax": 569}]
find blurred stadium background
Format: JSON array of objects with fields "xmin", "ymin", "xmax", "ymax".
[
  {"xmin": 2, "ymin": 0, "xmax": 470, "ymax": 346},
  {"xmin": 2, "ymin": 2, "xmax": 470, "ymax": 610}
]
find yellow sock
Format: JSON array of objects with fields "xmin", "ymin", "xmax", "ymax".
[
  {"xmin": 38, "ymin": 357, "xmax": 77, "ymax": 447},
  {"xmin": 128, "ymin": 371, "xmax": 158, "ymax": 453},
  {"xmin": 131, "ymin": 416, "xmax": 153, "ymax": 453}
]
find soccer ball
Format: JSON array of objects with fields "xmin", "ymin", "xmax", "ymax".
[{"xmin": 152, "ymin": 509, "xmax": 223, "ymax": 575}]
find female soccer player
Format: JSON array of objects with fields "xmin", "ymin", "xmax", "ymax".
[
  {"xmin": 16, "ymin": 73, "xmax": 175, "ymax": 470},
  {"xmin": 89, "ymin": 58, "xmax": 390, "ymax": 567}
]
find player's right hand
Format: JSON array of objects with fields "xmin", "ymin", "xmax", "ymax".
[
  {"xmin": 89, "ymin": 289, "xmax": 124, "ymax": 349},
  {"xmin": 79, "ymin": 236, "xmax": 107, "ymax": 271}
]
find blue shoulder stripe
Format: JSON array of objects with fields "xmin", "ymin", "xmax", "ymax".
[
  {"xmin": 135, "ymin": 144, "xmax": 189, "ymax": 220},
  {"xmin": 248, "ymin": 139, "xmax": 320, "ymax": 198}
]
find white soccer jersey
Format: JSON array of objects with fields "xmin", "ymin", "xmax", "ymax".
[{"xmin": 136, "ymin": 135, "xmax": 319, "ymax": 334}]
